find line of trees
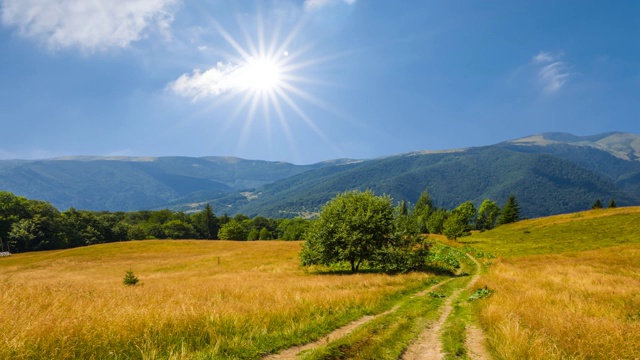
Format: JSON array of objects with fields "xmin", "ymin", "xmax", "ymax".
[
  {"xmin": 0, "ymin": 191, "xmax": 310, "ymax": 253},
  {"xmin": 411, "ymin": 188, "xmax": 521, "ymax": 240},
  {"xmin": 0, "ymin": 188, "xmax": 521, "ymax": 254}
]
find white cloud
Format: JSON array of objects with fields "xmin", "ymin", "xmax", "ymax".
[
  {"xmin": 532, "ymin": 51, "xmax": 571, "ymax": 93},
  {"xmin": 532, "ymin": 51, "xmax": 556, "ymax": 64},
  {"xmin": 168, "ymin": 61, "xmax": 249, "ymax": 101},
  {"xmin": 538, "ymin": 62, "xmax": 570, "ymax": 93},
  {"xmin": 304, "ymin": 0, "xmax": 356, "ymax": 11},
  {"xmin": 1, "ymin": 0, "xmax": 179, "ymax": 52}
]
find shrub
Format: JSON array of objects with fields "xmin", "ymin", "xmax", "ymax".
[{"xmin": 123, "ymin": 270, "xmax": 139, "ymax": 286}]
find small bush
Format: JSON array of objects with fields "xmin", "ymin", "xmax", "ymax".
[
  {"xmin": 468, "ymin": 286, "xmax": 493, "ymax": 301},
  {"xmin": 123, "ymin": 270, "xmax": 139, "ymax": 286}
]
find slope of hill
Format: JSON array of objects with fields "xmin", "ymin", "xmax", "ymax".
[
  {"xmin": 462, "ymin": 207, "xmax": 640, "ymax": 359},
  {"xmin": 229, "ymin": 145, "xmax": 638, "ymax": 218},
  {"xmin": 0, "ymin": 156, "xmax": 336, "ymax": 211}
]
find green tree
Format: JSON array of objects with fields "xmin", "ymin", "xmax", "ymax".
[
  {"xmin": 371, "ymin": 211, "xmax": 431, "ymax": 273},
  {"xmin": 162, "ymin": 220, "xmax": 197, "ymax": 239},
  {"xmin": 217, "ymin": 220, "xmax": 249, "ymax": 240},
  {"xmin": 443, "ymin": 212, "xmax": 469, "ymax": 240},
  {"xmin": 247, "ymin": 229, "xmax": 260, "ymax": 241},
  {"xmin": 61, "ymin": 208, "xmax": 107, "ymax": 247},
  {"xmin": 497, "ymin": 195, "xmax": 521, "ymax": 225},
  {"xmin": 398, "ymin": 200, "xmax": 409, "ymax": 216},
  {"xmin": 277, "ymin": 218, "xmax": 310, "ymax": 240},
  {"xmin": 258, "ymin": 227, "xmax": 273, "ymax": 240},
  {"xmin": 300, "ymin": 190, "xmax": 395, "ymax": 273},
  {"xmin": 476, "ymin": 199, "xmax": 501, "ymax": 230},
  {"xmin": 192, "ymin": 204, "xmax": 218, "ymax": 239},
  {"xmin": 123, "ymin": 270, "xmax": 139, "ymax": 286},
  {"xmin": 127, "ymin": 225, "xmax": 146, "ymax": 240},
  {"xmin": 426, "ymin": 208, "xmax": 449, "ymax": 234},
  {"xmin": 608, "ymin": 199, "xmax": 617, "ymax": 208},
  {"xmin": 452, "ymin": 201, "xmax": 477, "ymax": 230},
  {"xmin": 413, "ymin": 188, "xmax": 434, "ymax": 233},
  {"xmin": 8, "ymin": 218, "xmax": 43, "ymax": 252},
  {"xmin": 592, "ymin": 198, "xmax": 603, "ymax": 209}
]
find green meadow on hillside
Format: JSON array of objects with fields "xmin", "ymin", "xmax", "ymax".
[{"xmin": 463, "ymin": 206, "xmax": 640, "ymax": 257}]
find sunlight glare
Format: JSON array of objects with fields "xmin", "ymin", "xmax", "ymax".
[{"xmin": 240, "ymin": 57, "xmax": 282, "ymax": 91}]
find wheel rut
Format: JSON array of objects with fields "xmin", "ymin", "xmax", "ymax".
[
  {"xmin": 401, "ymin": 254, "xmax": 486, "ymax": 360},
  {"xmin": 263, "ymin": 278, "xmax": 454, "ymax": 360}
]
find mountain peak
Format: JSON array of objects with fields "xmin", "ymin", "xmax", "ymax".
[{"xmin": 506, "ymin": 132, "xmax": 640, "ymax": 161}]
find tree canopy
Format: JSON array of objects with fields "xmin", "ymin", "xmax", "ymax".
[
  {"xmin": 300, "ymin": 190, "xmax": 395, "ymax": 273},
  {"xmin": 300, "ymin": 190, "xmax": 431, "ymax": 273}
]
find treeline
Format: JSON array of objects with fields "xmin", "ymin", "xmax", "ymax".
[
  {"xmin": 0, "ymin": 191, "xmax": 310, "ymax": 253},
  {"xmin": 408, "ymin": 189, "xmax": 521, "ymax": 240}
]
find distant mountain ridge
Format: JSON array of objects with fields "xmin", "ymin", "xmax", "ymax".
[
  {"xmin": 1, "ymin": 132, "xmax": 640, "ymax": 218},
  {"xmin": 506, "ymin": 132, "xmax": 640, "ymax": 161}
]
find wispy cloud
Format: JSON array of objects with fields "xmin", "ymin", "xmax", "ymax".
[
  {"xmin": 168, "ymin": 62, "xmax": 245, "ymax": 100},
  {"xmin": 532, "ymin": 51, "xmax": 571, "ymax": 93},
  {"xmin": 0, "ymin": 0, "xmax": 179, "ymax": 52},
  {"xmin": 304, "ymin": 0, "xmax": 356, "ymax": 11},
  {"xmin": 532, "ymin": 51, "xmax": 555, "ymax": 64}
]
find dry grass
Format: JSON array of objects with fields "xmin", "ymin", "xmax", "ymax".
[
  {"xmin": 0, "ymin": 240, "xmax": 435, "ymax": 359},
  {"xmin": 476, "ymin": 244, "xmax": 640, "ymax": 359}
]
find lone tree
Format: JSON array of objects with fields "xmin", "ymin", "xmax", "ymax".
[
  {"xmin": 300, "ymin": 190, "xmax": 395, "ymax": 273},
  {"xmin": 123, "ymin": 270, "xmax": 139, "ymax": 286},
  {"xmin": 608, "ymin": 199, "xmax": 617, "ymax": 208},
  {"xmin": 592, "ymin": 198, "xmax": 603, "ymax": 209},
  {"xmin": 497, "ymin": 194, "xmax": 521, "ymax": 225}
]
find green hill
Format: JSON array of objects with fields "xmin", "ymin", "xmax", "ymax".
[
  {"xmin": 230, "ymin": 146, "xmax": 638, "ymax": 218},
  {"xmin": 462, "ymin": 206, "xmax": 640, "ymax": 257},
  {"xmin": 1, "ymin": 132, "xmax": 639, "ymax": 217},
  {"xmin": 0, "ymin": 156, "xmax": 335, "ymax": 211}
]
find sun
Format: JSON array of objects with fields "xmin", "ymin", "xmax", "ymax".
[
  {"xmin": 239, "ymin": 56, "xmax": 282, "ymax": 92},
  {"xmin": 167, "ymin": 15, "xmax": 344, "ymax": 158}
]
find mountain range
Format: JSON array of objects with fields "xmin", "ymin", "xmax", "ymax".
[{"xmin": 1, "ymin": 132, "xmax": 639, "ymax": 218}]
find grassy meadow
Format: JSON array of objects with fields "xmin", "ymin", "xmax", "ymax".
[
  {"xmin": 0, "ymin": 240, "xmax": 437, "ymax": 359},
  {"xmin": 461, "ymin": 207, "xmax": 640, "ymax": 359},
  {"xmin": 3, "ymin": 207, "xmax": 640, "ymax": 360}
]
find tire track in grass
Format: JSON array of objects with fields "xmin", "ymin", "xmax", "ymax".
[
  {"xmin": 263, "ymin": 278, "xmax": 455, "ymax": 360},
  {"xmin": 466, "ymin": 324, "xmax": 492, "ymax": 360},
  {"xmin": 402, "ymin": 254, "xmax": 486, "ymax": 360}
]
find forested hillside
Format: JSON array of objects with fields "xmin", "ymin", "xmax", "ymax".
[
  {"xmin": 1, "ymin": 132, "xmax": 639, "ymax": 218},
  {"xmin": 230, "ymin": 146, "xmax": 637, "ymax": 218}
]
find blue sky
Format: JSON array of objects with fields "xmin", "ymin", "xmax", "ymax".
[{"xmin": 1, "ymin": 0, "xmax": 639, "ymax": 164}]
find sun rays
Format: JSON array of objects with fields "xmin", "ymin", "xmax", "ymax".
[{"xmin": 169, "ymin": 10, "xmax": 343, "ymax": 160}]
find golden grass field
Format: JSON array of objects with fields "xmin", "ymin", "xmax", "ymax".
[
  {"xmin": 0, "ymin": 240, "xmax": 435, "ymax": 359},
  {"xmin": 3, "ymin": 207, "xmax": 640, "ymax": 359},
  {"xmin": 462, "ymin": 207, "xmax": 640, "ymax": 359},
  {"xmin": 476, "ymin": 245, "xmax": 640, "ymax": 359}
]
